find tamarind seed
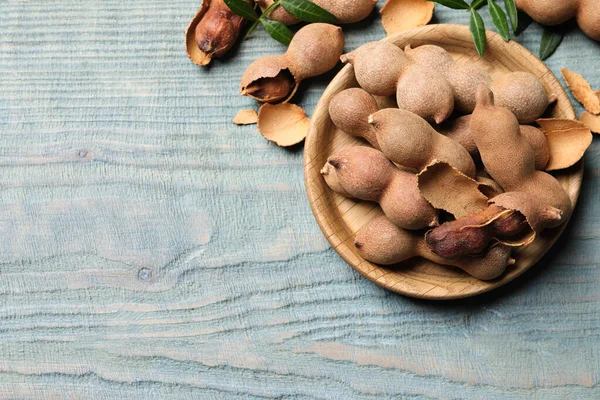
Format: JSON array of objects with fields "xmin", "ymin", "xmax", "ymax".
[{"xmin": 243, "ymin": 70, "xmax": 296, "ymax": 103}]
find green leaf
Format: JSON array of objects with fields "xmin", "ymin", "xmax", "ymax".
[
  {"xmin": 280, "ymin": 0, "xmax": 338, "ymax": 24},
  {"xmin": 470, "ymin": 9, "xmax": 486, "ymax": 56},
  {"xmin": 503, "ymin": 0, "xmax": 518, "ymax": 33},
  {"xmin": 224, "ymin": 0, "xmax": 259, "ymax": 21},
  {"xmin": 431, "ymin": 0, "xmax": 470, "ymax": 10},
  {"xmin": 470, "ymin": 0, "xmax": 487, "ymax": 9},
  {"xmin": 488, "ymin": 0, "xmax": 510, "ymax": 41},
  {"xmin": 539, "ymin": 28, "xmax": 565, "ymax": 60},
  {"xmin": 245, "ymin": 0, "xmax": 281, "ymax": 40},
  {"xmin": 261, "ymin": 18, "xmax": 294, "ymax": 45}
]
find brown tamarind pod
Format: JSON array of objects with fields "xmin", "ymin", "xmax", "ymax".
[
  {"xmin": 405, "ymin": 44, "xmax": 492, "ymax": 114},
  {"xmin": 321, "ymin": 146, "xmax": 439, "ymax": 230},
  {"xmin": 515, "ymin": 0, "xmax": 577, "ymax": 25},
  {"xmin": 328, "ymin": 88, "xmax": 381, "ymax": 149},
  {"xmin": 490, "ymin": 72, "xmax": 556, "ymax": 124},
  {"xmin": 368, "ymin": 108, "xmax": 476, "ymax": 177},
  {"xmin": 576, "ymin": 1, "xmax": 600, "ymax": 41},
  {"xmin": 355, "ymin": 215, "xmax": 515, "ymax": 281},
  {"xmin": 256, "ymin": 0, "xmax": 377, "ymax": 25},
  {"xmin": 341, "ymin": 41, "xmax": 455, "ymax": 123},
  {"xmin": 436, "ymin": 115, "xmax": 550, "ymax": 170},
  {"xmin": 515, "ymin": 0, "xmax": 600, "ymax": 41},
  {"xmin": 240, "ymin": 23, "xmax": 344, "ymax": 103},
  {"xmin": 471, "ymin": 84, "xmax": 571, "ymax": 220},
  {"xmin": 420, "ymin": 83, "xmax": 574, "ymax": 259},
  {"xmin": 425, "ymin": 192, "xmax": 563, "ymax": 259}
]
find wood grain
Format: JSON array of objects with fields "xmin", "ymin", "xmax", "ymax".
[
  {"xmin": 305, "ymin": 24, "xmax": 581, "ymax": 300},
  {"xmin": 0, "ymin": 1, "xmax": 599, "ymax": 398}
]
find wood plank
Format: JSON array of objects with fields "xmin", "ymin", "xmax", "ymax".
[{"xmin": 0, "ymin": 0, "xmax": 598, "ymax": 398}]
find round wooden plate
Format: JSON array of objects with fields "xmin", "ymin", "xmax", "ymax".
[{"xmin": 304, "ymin": 24, "xmax": 582, "ymax": 300}]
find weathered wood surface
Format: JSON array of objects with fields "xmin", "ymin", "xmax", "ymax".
[{"xmin": 0, "ymin": 1, "xmax": 598, "ymax": 398}]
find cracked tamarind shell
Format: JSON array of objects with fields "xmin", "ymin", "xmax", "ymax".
[
  {"xmin": 536, "ymin": 118, "xmax": 592, "ymax": 171},
  {"xmin": 380, "ymin": 0, "xmax": 435, "ymax": 35},
  {"xmin": 257, "ymin": 103, "xmax": 310, "ymax": 147},
  {"xmin": 240, "ymin": 55, "xmax": 297, "ymax": 103},
  {"xmin": 560, "ymin": 68, "xmax": 600, "ymax": 114},
  {"xmin": 417, "ymin": 161, "xmax": 489, "ymax": 219},
  {"xmin": 240, "ymin": 24, "xmax": 344, "ymax": 103},
  {"xmin": 580, "ymin": 111, "xmax": 600, "ymax": 134},
  {"xmin": 185, "ymin": 0, "xmax": 248, "ymax": 66},
  {"xmin": 489, "ymin": 192, "xmax": 563, "ymax": 239},
  {"xmin": 354, "ymin": 215, "xmax": 515, "ymax": 281}
]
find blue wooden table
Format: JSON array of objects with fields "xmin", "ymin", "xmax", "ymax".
[{"xmin": 0, "ymin": 1, "xmax": 598, "ymax": 398}]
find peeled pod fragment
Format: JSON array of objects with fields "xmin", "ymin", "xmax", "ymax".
[
  {"xmin": 490, "ymin": 192, "xmax": 563, "ymax": 237},
  {"xmin": 560, "ymin": 68, "xmax": 600, "ymax": 114},
  {"xmin": 186, "ymin": 0, "xmax": 249, "ymax": 66},
  {"xmin": 233, "ymin": 109, "xmax": 258, "ymax": 125},
  {"xmin": 380, "ymin": 0, "xmax": 435, "ymax": 35},
  {"xmin": 536, "ymin": 118, "xmax": 592, "ymax": 171},
  {"xmin": 476, "ymin": 175, "xmax": 504, "ymax": 198},
  {"xmin": 240, "ymin": 23, "xmax": 344, "ymax": 103},
  {"xmin": 580, "ymin": 111, "xmax": 600, "ymax": 134},
  {"xmin": 256, "ymin": 0, "xmax": 377, "ymax": 25},
  {"xmin": 257, "ymin": 103, "xmax": 310, "ymax": 147},
  {"xmin": 417, "ymin": 162, "xmax": 489, "ymax": 219}
]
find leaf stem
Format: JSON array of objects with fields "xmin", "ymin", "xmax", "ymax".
[
  {"xmin": 245, "ymin": 0, "xmax": 282, "ymax": 40},
  {"xmin": 470, "ymin": 0, "xmax": 486, "ymax": 10}
]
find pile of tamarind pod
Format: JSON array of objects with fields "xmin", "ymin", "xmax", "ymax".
[
  {"xmin": 515, "ymin": 0, "xmax": 600, "ymax": 42},
  {"xmin": 342, "ymin": 41, "xmax": 555, "ymax": 123},
  {"xmin": 322, "ymin": 41, "xmax": 580, "ymax": 281}
]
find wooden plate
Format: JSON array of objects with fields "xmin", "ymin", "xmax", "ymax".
[{"xmin": 304, "ymin": 24, "xmax": 582, "ymax": 300}]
